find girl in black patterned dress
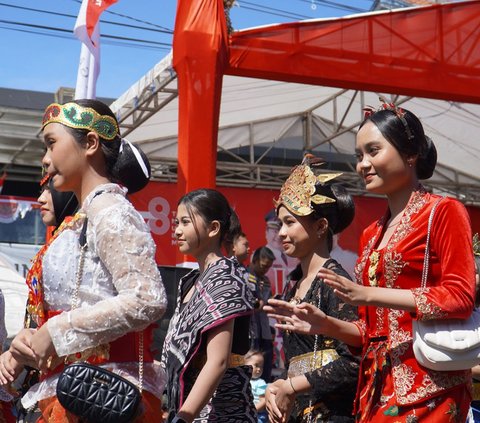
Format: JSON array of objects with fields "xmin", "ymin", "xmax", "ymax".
[
  {"xmin": 265, "ymin": 157, "xmax": 359, "ymax": 423},
  {"xmin": 161, "ymin": 188, "xmax": 256, "ymax": 423}
]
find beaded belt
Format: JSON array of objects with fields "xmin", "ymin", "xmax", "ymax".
[{"xmin": 287, "ymin": 349, "xmax": 339, "ymax": 378}]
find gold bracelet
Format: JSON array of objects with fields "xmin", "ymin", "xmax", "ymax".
[{"xmin": 289, "ymin": 377, "xmax": 298, "ymax": 395}]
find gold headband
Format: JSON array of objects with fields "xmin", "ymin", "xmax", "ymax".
[
  {"xmin": 474, "ymin": 233, "xmax": 480, "ymax": 257},
  {"xmin": 42, "ymin": 102, "xmax": 119, "ymax": 141},
  {"xmin": 275, "ymin": 159, "xmax": 342, "ymax": 216}
]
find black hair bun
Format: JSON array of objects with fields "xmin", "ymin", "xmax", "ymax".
[
  {"xmin": 329, "ymin": 184, "xmax": 355, "ymax": 234},
  {"xmin": 416, "ymin": 136, "xmax": 437, "ymax": 180},
  {"xmin": 115, "ymin": 141, "xmax": 151, "ymax": 194}
]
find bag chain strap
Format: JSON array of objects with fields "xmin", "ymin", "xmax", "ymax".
[
  {"xmin": 305, "ymin": 281, "xmax": 324, "ymax": 423},
  {"xmin": 420, "ymin": 198, "xmax": 443, "ymax": 289},
  {"xmin": 71, "ymin": 218, "xmax": 144, "ymax": 391}
]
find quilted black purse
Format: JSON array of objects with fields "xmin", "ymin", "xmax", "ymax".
[
  {"xmin": 55, "ymin": 217, "xmax": 143, "ymax": 422},
  {"xmin": 56, "ymin": 362, "xmax": 141, "ymax": 423}
]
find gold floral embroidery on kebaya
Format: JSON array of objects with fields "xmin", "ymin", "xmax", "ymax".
[
  {"xmin": 387, "ymin": 309, "xmax": 410, "ymax": 352},
  {"xmin": 375, "ymin": 306, "xmax": 386, "ymax": 334},
  {"xmin": 355, "ymin": 236, "xmax": 377, "ymax": 283},
  {"xmin": 383, "ymin": 251, "xmax": 407, "ymax": 288},
  {"xmin": 392, "ymin": 363, "xmax": 416, "ymax": 397},
  {"xmin": 368, "ymin": 251, "xmax": 380, "ymax": 287},
  {"xmin": 400, "ymin": 371, "xmax": 469, "ymax": 405},
  {"xmin": 411, "ymin": 288, "xmax": 447, "ymax": 320}
]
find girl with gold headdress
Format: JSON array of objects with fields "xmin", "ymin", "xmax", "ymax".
[
  {"xmin": 265, "ymin": 156, "xmax": 359, "ymax": 423},
  {"xmin": 266, "ymin": 103, "xmax": 475, "ymax": 422},
  {"xmin": 0, "ymin": 99, "xmax": 167, "ymax": 422}
]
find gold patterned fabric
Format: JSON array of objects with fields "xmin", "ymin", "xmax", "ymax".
[
  {"xmin": 228, "ymin": 353, "xmax": 246, "ymax": 368},
  {"xmin": 287, "ymin": 350, "xmax": 339, "ymax": 378},
  {"xmin": 275, "ymin": 161, "xmax": 341, "ymax": 216},
  {"xmin": 42, "ymin": 102, "xmax": 119, "ymax": 141}
]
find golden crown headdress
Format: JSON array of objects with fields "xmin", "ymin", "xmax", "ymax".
[
  {"xmin": 474, "ymin": 233, "xmax": 480, "ymax": 257},
  {"xmin": 275, "ymin": 154, "xmax": 342, "ymax": 216},
  {"xmin": 42, "ymin": 102, "xmax": 119, "ymax": 141}
]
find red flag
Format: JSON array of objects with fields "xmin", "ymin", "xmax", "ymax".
[
  {"xmin": 74, "ymin": 0, "xmax": 118, "ymax": 99},
  {"xmin": 74, "ymin": 0, "xmax": 118, "ymax": 46},
  {"xmin": 0, "ymin": 172, "xmax": 6, "ymax": 194}
]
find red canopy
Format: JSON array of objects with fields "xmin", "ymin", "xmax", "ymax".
[{"xmin": 173, "ymin": 0, "xmax": 480, "ymax": 191}]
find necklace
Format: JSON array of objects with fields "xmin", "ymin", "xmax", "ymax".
[
  {"xmin": 386, "ymin": 221, "xmax": 400, "ymax": 229},
  {"xmin": 386, "ymin": 216, "xmax": 402, "ymax": 229}
]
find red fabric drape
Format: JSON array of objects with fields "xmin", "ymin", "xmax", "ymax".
[{"xmin": 173, "ymin": 0, "xmax": 229, "ymax": 194}]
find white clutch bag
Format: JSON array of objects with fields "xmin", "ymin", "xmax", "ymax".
[
  {"xmin": 412, "ymin": 308, "xmax": 480, "ymax": 371},
  {"xmin": 412, "ymin": 198, "xmax": 480, "ymax": 371}
]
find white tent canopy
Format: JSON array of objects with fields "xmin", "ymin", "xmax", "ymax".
[{"xmin": 111, "ymin": 52, "xmax": 480, "ymax": 203}]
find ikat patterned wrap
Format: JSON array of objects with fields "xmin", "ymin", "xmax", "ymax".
[{"xmin": 161, "ymin": 257, "xmax": 256, "ymax": 422}]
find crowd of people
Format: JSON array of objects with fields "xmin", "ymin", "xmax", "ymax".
[{"xmin": 0, "ymin": 97, "xmax": 477, "ymax": 423}]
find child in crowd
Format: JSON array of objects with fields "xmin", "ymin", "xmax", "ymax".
[
  {"xmin": 245, "ymin": 349, "xmax": 268, "ymax": 423},
  {"xmin": 232, "ymin": 232, "xmax": 250, "ymax": 265}
]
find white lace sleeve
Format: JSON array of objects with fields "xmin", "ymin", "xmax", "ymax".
[
  {"xmin": 0, "ymin": 290, "xmax": 6, "ymax": 351},
  {"xmin": 47, "ymin": 192, "xmax": 167, "ymax": 357}
]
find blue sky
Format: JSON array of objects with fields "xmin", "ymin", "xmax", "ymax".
[{"xmin": 0, "ymin": 0, "xmax": 374, "ymax": 99}]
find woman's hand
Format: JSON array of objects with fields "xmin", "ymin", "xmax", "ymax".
[
  {"xmin": 265, "ymin": 380, "xmax": 283, "ymax": 423},
  {"xmin": 0, "ymin": 351, "xmax": 24, "ymax": 385},
  {"xmin": 318, "ymin": 268, "xmax": 370, "ymax": 306},
  {"xmin": 264, "ymin": 299, "xmax": 329, "ymax": 336},
  {"xmin": 30, "ymin": 324, "xmax": 57, "ymax": 371},
  {"xmin": 272, "ymin": 379, "xmax": 295, "ymax": 422},
  {"xmin": 9, "ymin": 329, "xmax": 37, "ymax": 367}
]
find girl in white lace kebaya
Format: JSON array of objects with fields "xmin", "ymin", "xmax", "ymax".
[{"xmin": 0, "ymin": 99, "xmax": 167, "ymax": 422}]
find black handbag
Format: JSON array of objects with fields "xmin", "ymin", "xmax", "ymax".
[
  {"xmin": 56, "ymin": 362, "xmax": 141, "ymax": 423},
  {"xmin": 55, "ymin": 217, "xmax": 143, "ymax": 422}
]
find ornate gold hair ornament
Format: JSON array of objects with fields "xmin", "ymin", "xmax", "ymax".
[
  {"xmin": 275, "ymin": 154, "xmax": 342, "ymax": 216},
  {"xmin": 42, "ymin": 102, "xmax": 119, "ymax": 141},
  {"xmin": 363, "ymin": 96, "xmax": 414, "ymax": 141},
  {"xmin": 474, "ymin": 233, "xmax": 480, "ymax": 257}
]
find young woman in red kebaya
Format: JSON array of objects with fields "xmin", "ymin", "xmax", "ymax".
[{"xmin": 266, "ymin": 101, "xmax": 475, "ymax": 422}]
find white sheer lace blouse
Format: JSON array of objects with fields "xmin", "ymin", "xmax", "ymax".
[
  {"xmin": 0, "ymin": 289, "xmax": 12, "ymax": 402},
  {"xmin": 22, "ymin": 183, "xmax": 167, "ymax": 408}
]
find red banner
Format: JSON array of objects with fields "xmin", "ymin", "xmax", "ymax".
[{"xmin": 130, "ymin": 182, "xmax": 480, "ymax": 294}]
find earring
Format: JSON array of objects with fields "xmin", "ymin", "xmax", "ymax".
[{"xmin": 317, "ymin": 231, "xmax": 323, "ymax": 238}]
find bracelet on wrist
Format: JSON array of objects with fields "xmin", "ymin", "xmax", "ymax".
[{"xmin": 288, "ymin": 377, "xmax": 298, "ymax": 395}]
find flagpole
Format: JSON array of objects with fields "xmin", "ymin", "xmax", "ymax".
[{"xmin": 75, "ymin": 43, "xmax": 91, "ymax": 100}]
